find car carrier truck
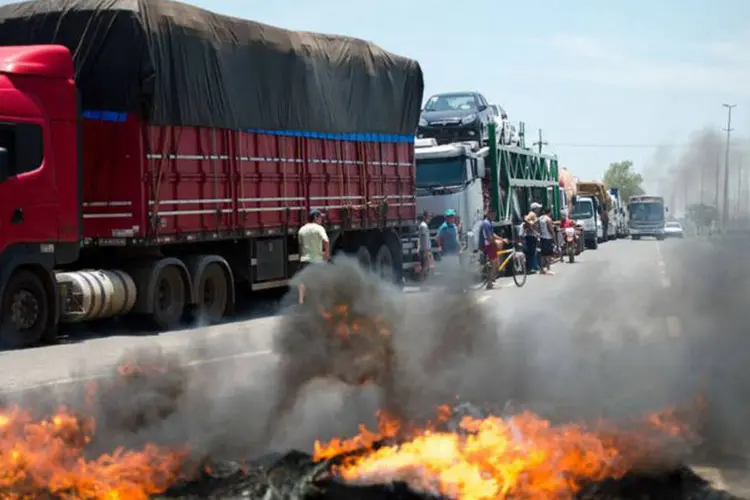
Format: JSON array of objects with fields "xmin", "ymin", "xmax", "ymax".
[
  {"xmin": 0, "ymin": 0, "xmax": 424, "ymax": 348},
  {"xmin": 405, "ymin": 124, "xmax": 560, "ymax": 267}
]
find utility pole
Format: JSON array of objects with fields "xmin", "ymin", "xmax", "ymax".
[
  {"xmin": 533, "ymin": 129, "xmax": 547, "ymax": 154},
  {"xmin": 700, "ymin": 161, "xmax": 705, "ymax": 204},
  {"xmin": 714, "ymin": 148, "xmax": 720, "ymax": 210},
  {"xmin": 684, "ymin": 174, "xmax": 688, "ymax": 215},
  {"xmin": 737, "ymin": 155, "xmax": 742, "ymax": 215},
  {"xmin": 722, "ymin": 103, "xmax": 736, "ymax": 230}
]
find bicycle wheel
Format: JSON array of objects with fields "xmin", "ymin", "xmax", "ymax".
[{"xmin": 511, "ymin": 252, "xmax": 527, "ymax": 287}]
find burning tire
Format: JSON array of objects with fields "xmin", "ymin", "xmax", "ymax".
[
  {"xmin": 0, "ymin": 269, "xmax": 49, "ymax": 349},
  {"xmin": 262, "ymin": 258, "xmax": 406, "ymax": 445}
]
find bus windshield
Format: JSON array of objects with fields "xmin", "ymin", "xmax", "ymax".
[{"xmin": 629, "ymin": 202, "xmax": 664, "ymax": 222}]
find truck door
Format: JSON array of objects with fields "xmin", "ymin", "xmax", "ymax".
[{"xmin": 0, "ymin": 120, "xmax": 58, "ymax": 254}]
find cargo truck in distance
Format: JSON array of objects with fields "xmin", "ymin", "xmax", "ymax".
[
  {"xmin": 573, "ymin": 181, "xmax": 611, "ymax": 249},
  {"xmin": 0, "ymin": 0, "xmax": 424, "ymax": 348}
]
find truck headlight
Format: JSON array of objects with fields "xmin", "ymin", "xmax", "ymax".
[
  {"xmin": 460, "ymin": 113, "xmax": 477, "ymax": 125},
  {"xmin": 419, "ymin": 117, "xmax": 428, "ymax": 127}
]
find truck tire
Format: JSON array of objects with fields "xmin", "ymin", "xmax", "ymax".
[
  {"xmin": 194, "ymin": 263, "xmax": 229, "ymax": 325},
  {"xmin": 631, "ymin": 235, "xmax": 641, "ymax": 240},
  {"xmin": 150, "ymin": 265, "xmax": 186, "ymax": 330},
  {"xmin": 372, "ymin": 243, "xmax": 394, "ymax": 283},
  {"xmin": 0, "ymin": 269, "xmax": 49, "ymax": 349},
  {"xmin": 356, "ymin": 246, "xmax": 372, "ymax": 270}
]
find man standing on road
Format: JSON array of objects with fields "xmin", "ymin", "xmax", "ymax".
[
  {"xmin": 479, "ymin": 208, "xmax": 506, "ymax": 289},
  {"xmin": 297, "ymin": 209, "xmax": 330, "ymax": 304},
  {"xmin": 417, "ymin": 210, "xmax": 432, "ymax": 281},
  {"xmin": 538, "ymin": 206, "xmax": 555, "ymax": 275},
  {"xmin": 524, "ymin": 202, "xmax": 542, "ymax": 273},
  {"xmin": 437, "ymin": 209, "xmax": 461, "ymax": 258}
]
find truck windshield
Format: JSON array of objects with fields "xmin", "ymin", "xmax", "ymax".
[
  {"xmin": 629, "ymin": 202, "xmax": 663, "ymax": 222},
  {"xmin": 416, "ymin": 158, "xmax": 466, "ymax": 187},
  {"xmin": 572, "ymin": 200, "xmax": 594, "ymax": 219}
]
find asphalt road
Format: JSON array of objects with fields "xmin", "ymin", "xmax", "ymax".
[
  {"xmin": 1, "ymin": 236, "xmax": 748, "ymax": 497},
  {"xmin": 0, "ymin": 239, "xmax": 651, "ymax": 394}
]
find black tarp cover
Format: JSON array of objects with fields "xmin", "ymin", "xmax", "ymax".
[{"xmin": 0, "ymin": 0, "xmax": 424, "ymax": 136}]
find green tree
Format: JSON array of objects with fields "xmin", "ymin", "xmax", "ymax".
[{"xmin": 603, "ymin": 160, "xmax": 644, "ymax": 202}]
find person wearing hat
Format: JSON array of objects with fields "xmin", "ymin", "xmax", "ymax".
[
  {"xmin": 437, "ymin": 209, "xmax": 461, "ymax": 258},
  {"xmin": 297, "ymin": 209, "xmax": 330, "ymax": 304},
  {"xmin": 523, "ymin": 202, "xmax": 542, "ymax": 273}
]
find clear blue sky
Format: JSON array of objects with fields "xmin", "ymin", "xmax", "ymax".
[
  {"xmin": 4, "ymin": 0, "xmax": 748, "ymax": 184},
  {"xmin": 184, "ymin": 0, "xmax": 749, "ymax": 185}
]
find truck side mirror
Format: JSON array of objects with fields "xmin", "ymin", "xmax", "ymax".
[{"xmin": 0, "ymin": 147, "xmax": 9, "ymax": 183}]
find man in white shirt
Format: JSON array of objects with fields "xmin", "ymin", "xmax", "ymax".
[
  {"xmin": 416, "ymin": 210, "xmax": 432, "ymax": 281},
  {"xmin": 297, "ymin": 209, "xmax": 329, "ymax": 304}
]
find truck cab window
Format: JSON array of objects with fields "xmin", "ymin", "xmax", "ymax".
[{"xmin": 0, "ymin": 123, "xmax": 43, "ymax": 177}]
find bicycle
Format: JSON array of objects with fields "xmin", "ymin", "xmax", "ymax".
[{"xmin": 468, "ymin": 240, "xmax": 527, "ymax": 290}]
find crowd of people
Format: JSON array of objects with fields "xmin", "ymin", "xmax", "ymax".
[
  {"xmin": 294, "ymin": 203, "xmax": 570, "ymax": 303},
  {"xmin": 416, "ymin": 202, "xmax": 575, "ymax": 287}
]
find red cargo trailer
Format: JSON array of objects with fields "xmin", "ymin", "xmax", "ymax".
[{"xmin": 0, "ymin": 0, "xmax": 423, "ymax": 348}]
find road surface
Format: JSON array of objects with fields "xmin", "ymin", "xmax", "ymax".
[{"xmin": 1, "ymin": 236, "xmax": 748, "ymax": 496}]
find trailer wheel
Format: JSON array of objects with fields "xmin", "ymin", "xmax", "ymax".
[
  {"xmin": 356, "ymin": 246, "xmax": 372, "ymax": 270},
  {"xmin": 195, "ymin": 263, "xmax": 228, "ymax": 325},
  {"xmin": 0, "ymin": 269, "xmax": 49, "ymax": 349},
  {"xmin": 372, "ymin": 244, "xmax": 394, "ymax": 282},
  {"xmin": 150, "ymin": 265, "xmax": 186, "ymax": 330}
]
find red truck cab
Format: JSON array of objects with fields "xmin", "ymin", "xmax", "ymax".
[{"xmin": 0, "ymin": 45, "xmax": 81, "ymax": 346}]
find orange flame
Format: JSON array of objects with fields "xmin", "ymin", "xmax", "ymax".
[
  {"xmin": 313, "ymin": 407, "xmax": 693, "ymax": 500},
  {"xmin": 0, "ymin": 406, "xmax": 186, "ymax": 499},
  {"xmin": 319, "ymin": 303, "xmax": 392, "ymax": 342}
]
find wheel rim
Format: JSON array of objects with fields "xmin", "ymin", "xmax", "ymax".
[
  {"xmin": 202, "ymin": 278, "xmax": 215, "ymax": 308},
  {"xmin": 10, "ymin": 289, "xmax": 40, "ymax": 330},
  {"xmin": 157, "ymin": 278, "xmax": 172, "ymax": 312},
  {"xmin": 376, "ymin": 250, "xmax": 393, "ymax": 280},
  {"xmin": 356, "ymin": 248, "xmax": 371, "ymax": 269}
]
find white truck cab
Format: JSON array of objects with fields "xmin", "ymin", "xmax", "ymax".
[
  {"xmin": 414, "ymin": 138, "xmax": 487, "ymax": 253},
  {"xmin": 572, "ymin": 195, "xmax": 601, "ymax": 249}
]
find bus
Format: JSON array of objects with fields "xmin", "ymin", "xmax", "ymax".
[{"xmin": 627, "ymin": 195, "xmax": 667, "ymax": 240}]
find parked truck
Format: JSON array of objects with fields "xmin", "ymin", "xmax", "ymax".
[
  {"xmin": 406, "ymin": 124, "xmax": 560, "ymax": 268},
  {"xmin": 608, "ymin": 187, "xmax": 628, "ymax": 238},
  {"xmin": 0, "ymin": 0, "xmax": 424, "ymax": 348},
  {"xmin": 574, "ymin": 181, "xmax": 611, "ymax": 249}
]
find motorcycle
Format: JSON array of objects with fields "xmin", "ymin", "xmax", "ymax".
[{"xmin": 563, "ymin": 226, "xmax": 577, "ymax": 263}]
